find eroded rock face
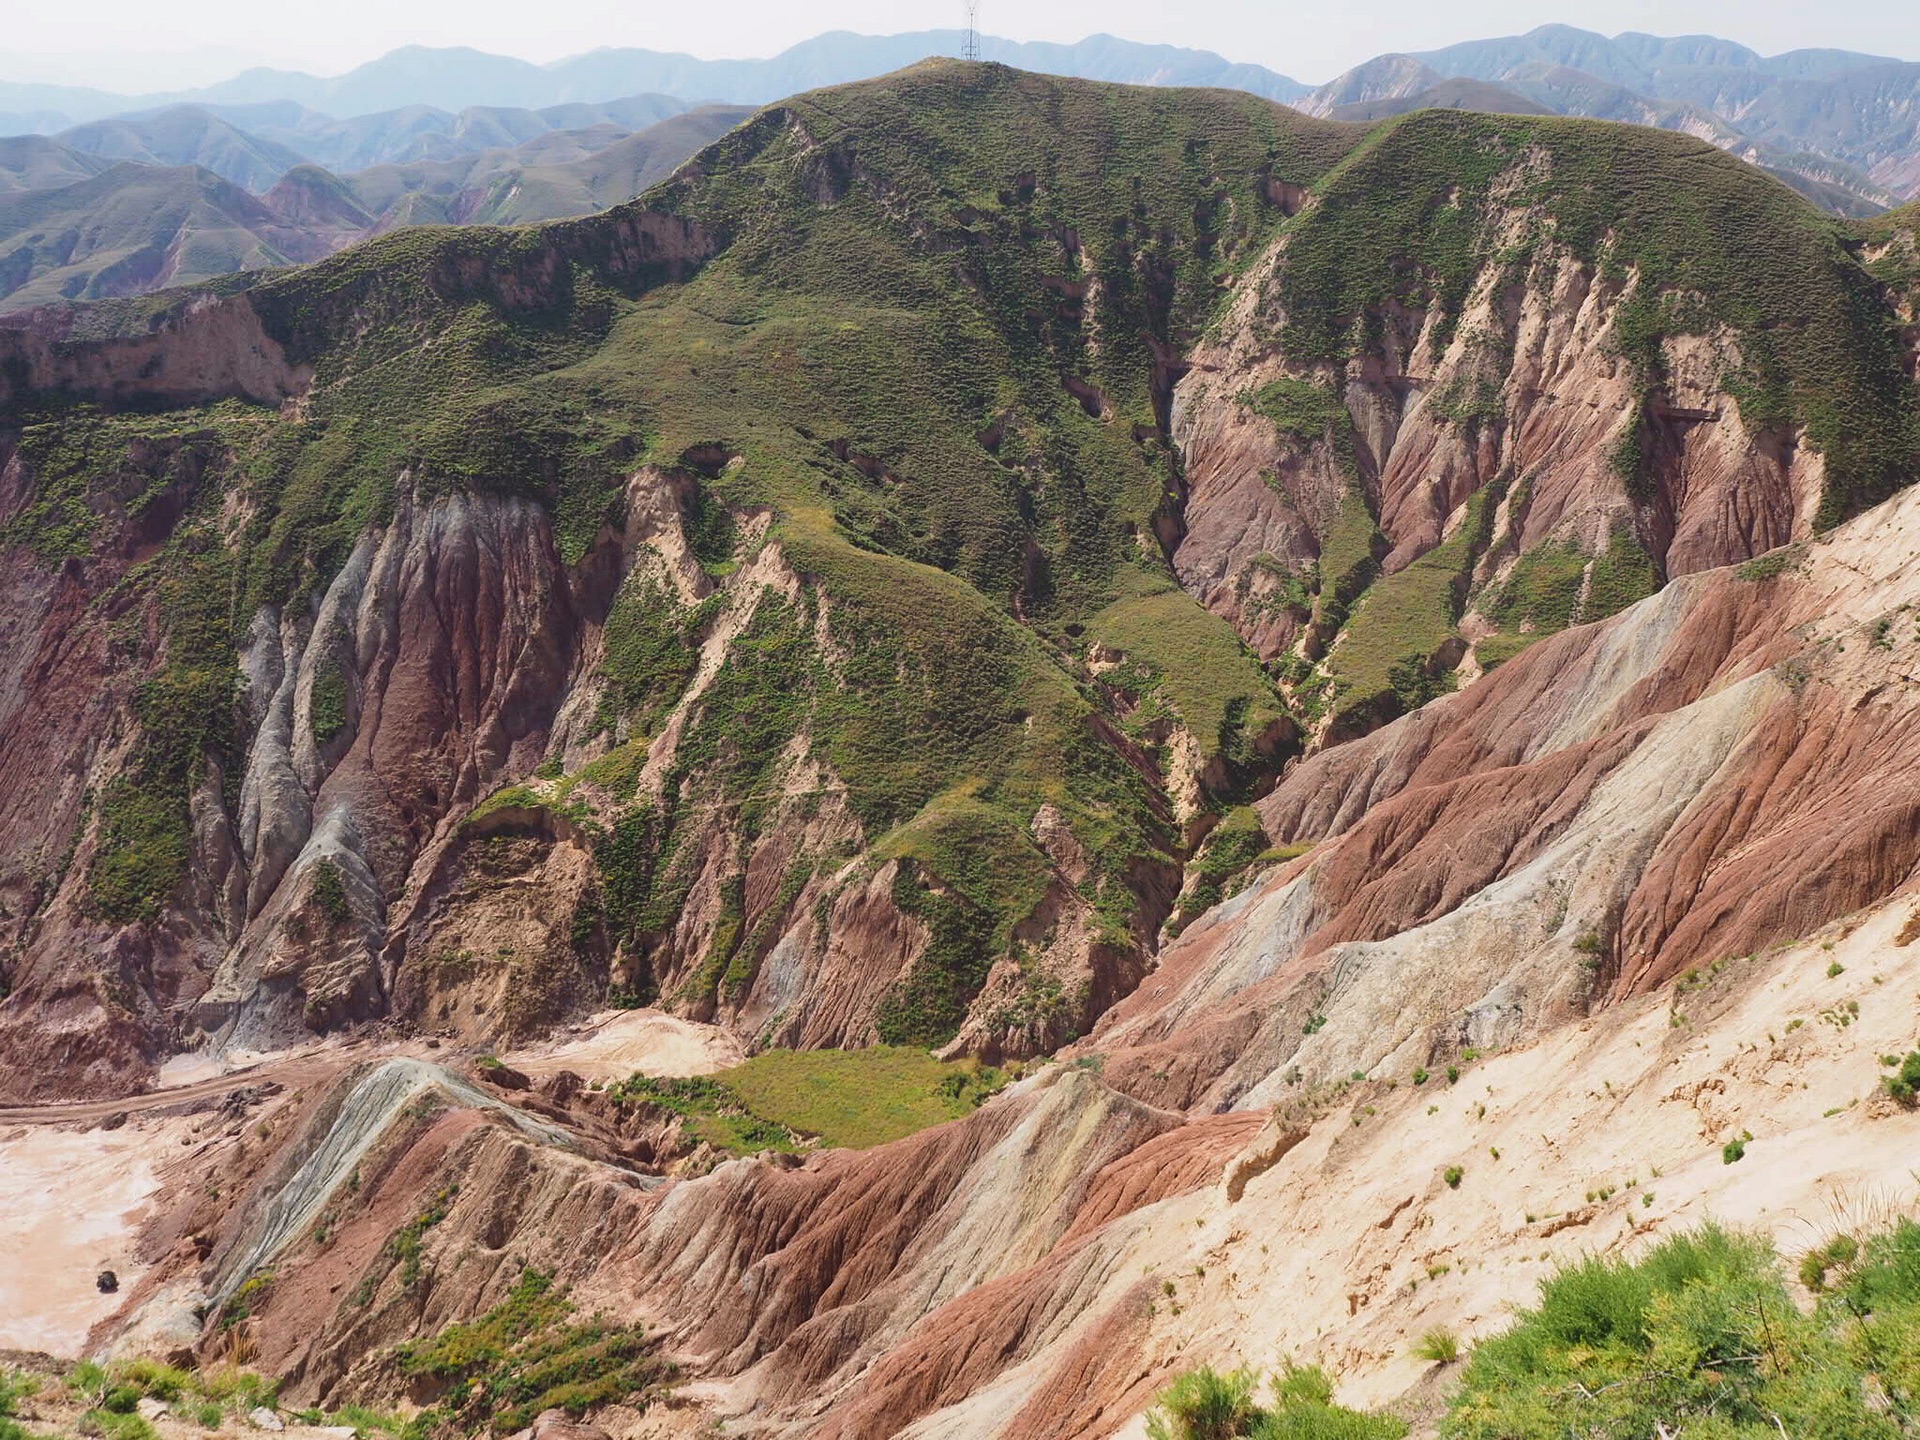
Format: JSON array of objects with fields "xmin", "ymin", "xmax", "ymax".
[
  {"xmin": 0, "ymin": 482, "xmax": 610, "ymax": 1095},
  {"xmin": 0, "ymin": 296, "xmax": 312, "ymax": 410},
  {"xmin": 5, "ymin": 90, "xmax": 1914, "ymax": 1107},
  {"xmin": 14, "ymin": 102, "xmax": 1920, "ymax": 1440},
  {"xmin": 1082, "ymin": 484, "xmax": 1920, "ymax": 1115},
  {"xmin": 1166, "ymin": 167, "xmax": 1852, "ymax": 744},
  {"xmin": 0, "ymin": 459, "xmax": 1171, "ymax": 1093},
  {"xmin": 56, "ymin": 463, "xmax": 1920, "ymax": 1433}
]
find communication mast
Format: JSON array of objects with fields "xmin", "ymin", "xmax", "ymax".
[{"xmin": 962, "ymin": 0, "xmax": 981, "ymax": 62}]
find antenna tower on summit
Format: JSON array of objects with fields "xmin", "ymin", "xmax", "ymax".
[{"xmin": 962, "ymin": 0, "xmax": 981, "ymax": 61}]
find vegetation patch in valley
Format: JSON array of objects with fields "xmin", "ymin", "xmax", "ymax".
[
  {"xmin": 1326, "ymin": 487, "xmax": 1498, "ymax": 721},
  {"xmin": 613, "ymin": 1045, "xmax": 1009, "ymax": 1152},
  {"xmin": 1089, "ymin": 589, "xmax": 1292, "ymax": 768},
  {"xmin": 1172, "ymin": 806, "xmax": 1305, "ymax": 932}
]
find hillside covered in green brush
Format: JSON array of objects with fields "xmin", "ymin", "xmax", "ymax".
[{"xmin": 0, "ymin": 62, "xmax": 1915, "ymax": 1095}]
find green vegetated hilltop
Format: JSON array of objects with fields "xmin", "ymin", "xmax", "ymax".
[
  {"xmin": 7, "ymin": 61, "xmax": 1917, "ymax": 1052},
  {"xmin": 9, "ymin": 62, "xmax": 1356, "ymax": 1045}
]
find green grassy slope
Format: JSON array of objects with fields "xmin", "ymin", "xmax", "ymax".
[
  {"xmin": 340, "ymin": 107, "xmax": 755, "ymax": 227},
  {"xmin": 613, "ymin": 1045, "xmax": 1009, "ymax": 1151},
  {"xmin": 0, "ymin": 162, "xmax": 301, "ymax": 312},
  {"xmin": 0, "ymin": 135, "xmax": 110, "ymax": 194}
]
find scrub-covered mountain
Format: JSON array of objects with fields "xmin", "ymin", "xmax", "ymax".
[
  {"xmin": 0, "ymin": 161, "xmax": 346, "ymax": 312},
  {"xmin": 0, "ymin": 63, "xmax": 1352, "ymax": 1097},
  {"xmin": 0, "ymin": 63, "xmax": 1915, "ymax": 1106},
  {"xmin": 52, "ymin": 428, "xmax": 1920, "ymax": 1440},
  {"xmin": 7, "ymin": 64, "xmax": 1920, "ymax": 1440}
]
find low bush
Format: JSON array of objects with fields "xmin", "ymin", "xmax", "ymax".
[
  {"xmin": 0, "ymin": 1370, "xmax": 36, "ymax": 1440},
  {"xmin": 81, "ymin": 1413, "xmax": 155, "ymax": 1440},
  {"xmin": 1147, "ymin": 1363, "xmax": 1405, "ymax": 1440},
  {"xmin": 395, "ymin": 1270, "xmax": 674, "ymax": 1434},
  {"xmin": 1884, "ymin": 1051, "xmax": 1920, "ymax": 1105},
  {"xmin": 1412, "ymin": 1328, "xmax": 1461, "ymax": 1364},
  {"xmin": 1441, "ymin": 1219, "xmax": 1920, "ymax": 1438},
  {"xmin": 1154, "ymin": 1217, "xmax": 1920, "ymax": 1440}
]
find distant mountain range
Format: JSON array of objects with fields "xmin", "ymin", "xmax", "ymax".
[
  {"xmin": 0, "ymin": 103, "xmax": 750, "ymax": 310},
  {"xmin": 0, "ymin": 32, "xmax": 1307, "ymax": 131},
  {"xmin": 0, "ymin": 24, "xmax": 1916, "ymax": 312},
  {"xmin": 1295, "ymin": 24, "xmax": 1919, "ymax": 211}
]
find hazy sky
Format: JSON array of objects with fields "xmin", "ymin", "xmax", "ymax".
[{"xmin": 6, "ymin": 0, "xmax": 1918, "ymax": 90}]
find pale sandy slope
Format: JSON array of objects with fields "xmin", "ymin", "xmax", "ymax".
[
  {"xmin": 505, "ymin": 1006, "xmax": 746, "ymax": 1083},
  {"xmin": 0, "ymin": 1116, "xmax": 186, "ymax": 1354},
  {"xmin": 896, "ymin": 891, "xmax": 1920, "ymax": 1437}
]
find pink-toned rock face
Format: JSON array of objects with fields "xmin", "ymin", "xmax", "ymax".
[
  {"xmin": 1171, "ymin": 227, "xmax": 1824, "ymax": 704},
  {"xmin": 0, "ymin": 296, "xmax": 312, "ymax": 410}
]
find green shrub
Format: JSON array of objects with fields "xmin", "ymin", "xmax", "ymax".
[
  {"xmin": 396, "ymin": 1270, "xmax": 674, "ymax": 1434},
  {"xmin": 1249, "ymin": 1402, "xmax": 1405, "ymax": 1440},
  {"xmin": 1440, "ymin": 1220, "xmax": 1920, "ymax": 1439},
  {"xmin": 1147, "ymin": 1361, "xmax": 1406, "ymax": 1440},
  {"xmin": 82, "ymin": 1412, "xmax": 156, "ymax": 1440},
  {"xmin": 194, "ymin": 1369, "xmax": 277, "ymax": 1410},
  {"xmin": 1444, "ymin": 1165, "xmax": 1464, "ymax": 1189},
  {"xmin": 1412, "ymin": 1328, "xmax": 1461, "ymax": 1364},
  {"xmin": 115, "ymin": 1361, "xmax": 189, "ymax": 1401},
  {"xmin": 1268, "ymin": 1365, "xmax": 1333, "ymax": 1408},
  {"xmin": 1800, "ymin": 1233, "xmax": 1862, "ymax": 1293},
  {"xmin": 1884, "ymin": 1051, "xmax": 1920, "ymax": 1105},
  {"xmin": 219, "ymin": 1272, "xmax": 275, "ymax": 1329},
  {"xmin": 0, "ymin": 1370, "xmax": 36, "ymax": 1440},
  {"xmin": 311, "ymin": 860, "xmax": 350, "ymax": 927},
  {"xmin": 71, "ymin": 1362, "xmax": 110, "ymax": 1401},
  {"xmin": 309, "ymin": 666, "xmax": 349, "ymax": 744},
  {"xmin": 1147, "ymin": 1367, "xmax": 1261, "ymax": 1440},
  {"xmin": 1723, "ymin": 1137, "xmax": 1747, "ymax": 1164},
  {"xmin": 1737, "ymin": 547, "xmax": 1805, "ymax": 582}
]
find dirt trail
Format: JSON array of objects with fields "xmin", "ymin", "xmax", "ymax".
[{"xmin": 0, "ymin": 1046, "xmax": 396, "ymax": 1126}]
